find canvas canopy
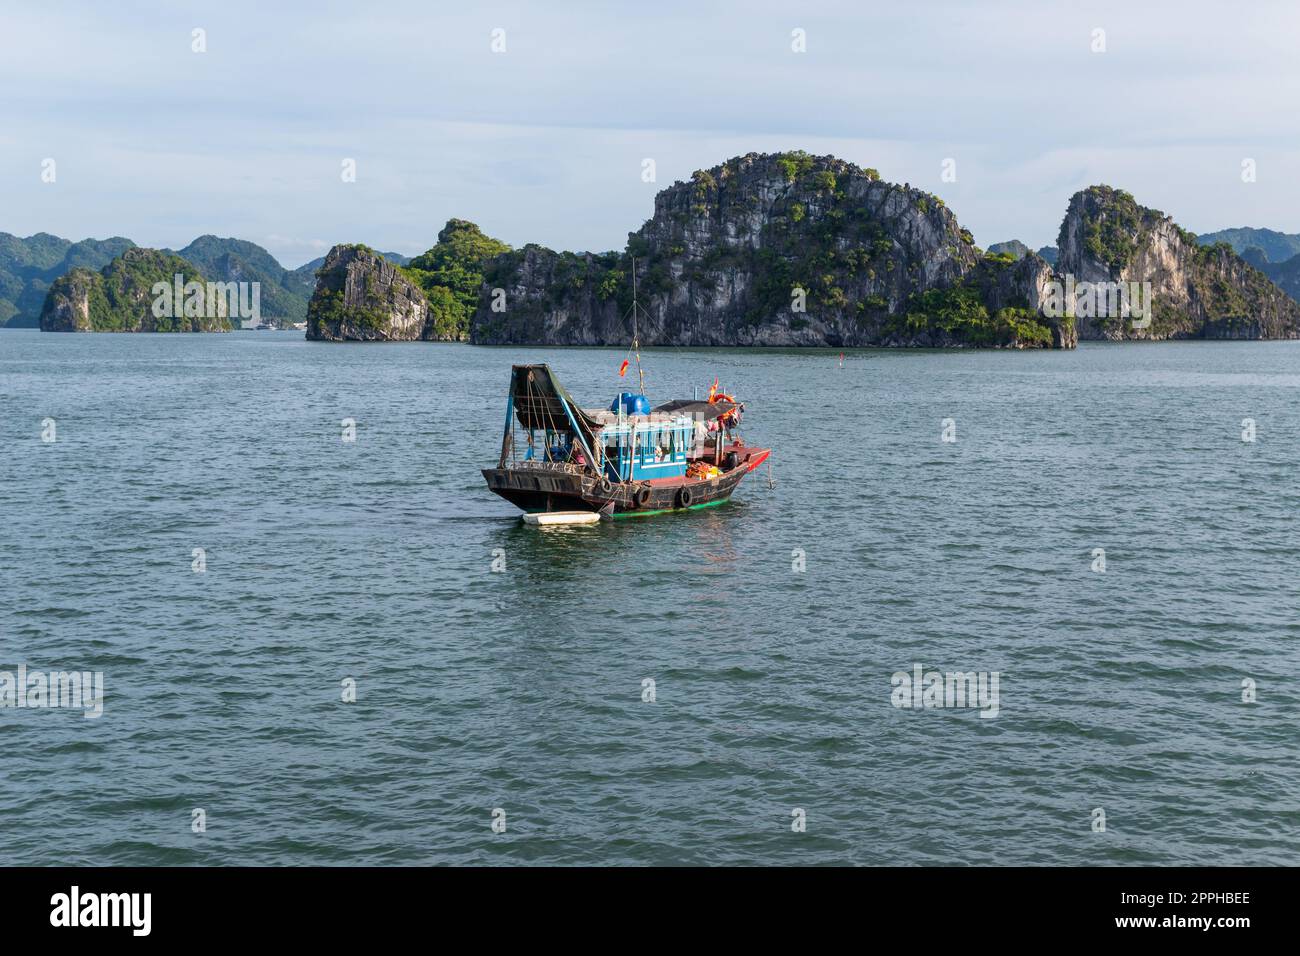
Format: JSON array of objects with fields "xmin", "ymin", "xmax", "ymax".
[
  {"xmin": 650, "ymin": 399, "xmax": 741, "ymax": 421},
  {"xmin": 509, "ymin": 365, "xmax": 603, "ymax": 450}
]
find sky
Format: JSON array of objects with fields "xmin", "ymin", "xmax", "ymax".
[{"xmin": 2, "ymin": 0, "xmax": 1299, "ymax": 268}]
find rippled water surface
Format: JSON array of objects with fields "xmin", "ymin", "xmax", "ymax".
[{"xmin": 2, "ymin": 329, "xmax": 1298, "ymax": 865}]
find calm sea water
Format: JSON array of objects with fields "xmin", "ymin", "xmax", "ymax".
[{"xmin": 2, "ymin": 328, "xmax": 1298, "ymax": 866}]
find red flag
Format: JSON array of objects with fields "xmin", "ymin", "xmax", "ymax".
[
  {"xmin": 707, "ymin": 377, "xmax": 719, "ymax": 401},
  {"xmin": 618, "ymin": 360, "xmax": 629, "ymax": 377}
]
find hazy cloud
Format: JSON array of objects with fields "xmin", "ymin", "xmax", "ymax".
[{"xmin": 2, "ymin": 0, "xmax": 1298, "ymax": 266}]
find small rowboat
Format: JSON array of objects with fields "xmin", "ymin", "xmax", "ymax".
[{"xmin": 521, "ymin": 510, "xmax": 602, "ymax": 527}]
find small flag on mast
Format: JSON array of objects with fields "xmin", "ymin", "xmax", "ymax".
[
  {"xmin": 707, "ymin": 377, "xmax": 719, "ymax": 401},
  {"xmin": 618, "ymin": 359, "xmax": 629, "ymax": 377}
]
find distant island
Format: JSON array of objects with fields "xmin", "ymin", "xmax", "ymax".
[
  {"xmin": 41, "ymin": 248, "xmax": 233, "ymax": 332},
  {"xmin": 0, "ymin": 233, "xmax": 133, "ymax": 327},
  {"xmin": 1192, "ymin": 227, "xmax": 1300, "ymax": 306},
  {"xmin": 987, "ymin": 240, "xmax": 1058, "ymax": 265},
  {"xmin": 1, "ymin": 232, "xmax": 407, "ymax": 330},
  {"xmin": 13, "ymin": 150, "xmax": 1300, "ymax": 347}
]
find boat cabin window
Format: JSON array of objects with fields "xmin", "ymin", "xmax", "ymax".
[{"xmin": 654, "ymin": 428, "xmax": 673, "ymax": 462}]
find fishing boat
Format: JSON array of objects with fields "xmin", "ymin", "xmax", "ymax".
[
  {"xmin": 482, "ymin": 365, "xmax": 770, "ymax": 517},
  {"xmin": 481, "ymin": 263, "xmax": 770, "ymax": 518}
]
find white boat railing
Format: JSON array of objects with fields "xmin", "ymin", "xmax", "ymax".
[{"xmin": 511, "ymin": 460, "xmax": 586, "ymax": 475}]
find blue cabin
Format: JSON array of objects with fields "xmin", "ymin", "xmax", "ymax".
[{"xmin": 598, "ymin": 416, "xmax": 693, "ymax": 482}]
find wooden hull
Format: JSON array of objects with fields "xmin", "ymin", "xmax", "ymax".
[{"xmin": 483, "ymin": 447, "xmax": 770, "ymax": 517}]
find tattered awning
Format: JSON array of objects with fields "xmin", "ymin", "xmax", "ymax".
[{"xmin": 509, "ymin": 364, "xmax": 603, "ymax": 449}]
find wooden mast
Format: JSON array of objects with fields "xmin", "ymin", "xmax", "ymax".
[
  {"xmin": 632, "ymin": 257, "xmax": 645, "ymax": 396},
  {"xmin": 630, "ymin": 258, "xmax": 645, "ymax": 492}
]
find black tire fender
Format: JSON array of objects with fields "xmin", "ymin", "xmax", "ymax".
[
  {"xmin": 634, "ymin": 483, "xmax": 652, "ymax": 507},
  {"xmin": 678, "ymin": 486, "xmax": 694, "ymax": 508}
]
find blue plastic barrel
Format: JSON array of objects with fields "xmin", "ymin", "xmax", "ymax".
[{"xmin": 610, "ymin": 393, "xmax": 651, "ymax": 415}]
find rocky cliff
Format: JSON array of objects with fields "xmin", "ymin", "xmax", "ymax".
[
  {"xmin": 291, "ymin": 249, "xmax": 409, "ymax": 296},
  {"xmin": 40, "ymin": 247, "xmax": 230, "ymax": 332},
  {"xmin": 987, "ymin": 240, "xmax": 1032, "ymax": 260},
  {"xmin": 1056, "ymin": 186, "xmax": 1300, "ymax": 340},
  {"xmin": 306, "ymin": 224, "xmax": 509, "ymax": 342},
  {"xmin": 306, "ymin": 245, "xmax": 429, "ymax": 341},
  {"xmin": 472, "ymin": 151, "xmax": 1069, "ymax": 349},
  {"xmin": 1209, "ymin": 241, "xmax": 1300, "ymax": 307},
  {"xmin": 966, "ymin": 252, "xmax": 1077, "ymax": 348}
]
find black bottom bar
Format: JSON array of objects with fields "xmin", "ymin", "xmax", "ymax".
[{"xmin": 0, "ymin": 866, "xmax": 1278, "ymax": 942}]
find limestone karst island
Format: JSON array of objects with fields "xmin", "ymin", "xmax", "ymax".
[{"xmin": 13, "ymin": 151, "xmax": 1300, "ymax": 348}]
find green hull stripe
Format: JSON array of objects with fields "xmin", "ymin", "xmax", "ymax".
[
  {"xmin": 522, "ymin": 499, "xmax": 731, "ymax": 519},
  {"xmin": 608, "ymin": 498, "xmax": 729, "ymax": 519}
]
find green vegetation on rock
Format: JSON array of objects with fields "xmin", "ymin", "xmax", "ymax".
[
  {"xmin": 307, "ymin": 286, "xmax": 393, "ymax": 336},
  {"xmin": 776, "ymin": 151, "xmax": 815, "ymax": 183},
  {"xmin": 1077, "ymin": 185, "xmax": 1146, "ymax": 271},
  {"xmin": 404, "ymin": 219, "xmax": 510, "ymax": 340},
  {"xmin": 893, "ymin": 285, "xmax": 1052, "ymax": 346}
]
